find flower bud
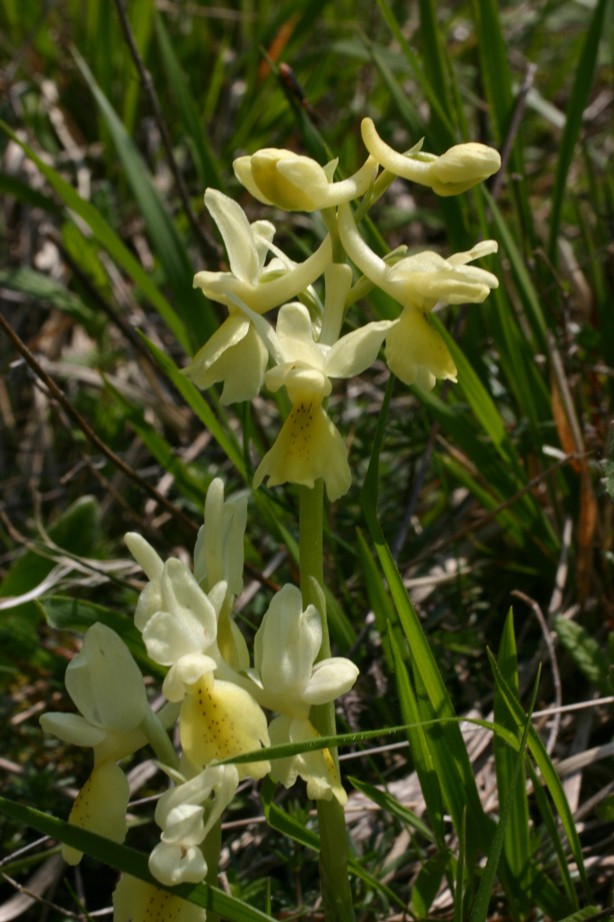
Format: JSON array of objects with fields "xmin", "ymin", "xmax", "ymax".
[{"xmin": 428, "ymin": 143, "xmax": 501, "ymax": 196}]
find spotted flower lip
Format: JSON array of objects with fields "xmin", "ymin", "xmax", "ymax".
[
  {"xmin": 361, "ymin": 117, "xmax": 501, "ymax": 195},
  {"xmin": 233, "ymin": 148, "xmax": 378, "ymax": 212},
  {"xmin": 235, "ymin": 298, "xmax": 392, "ymax": 499},
  {"xmin": 113, "ymin": 875, "xmax": 207, "ymax": 922}
]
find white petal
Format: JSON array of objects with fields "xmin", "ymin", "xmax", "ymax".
[
  {"xmin": 325, "ymin": 320, "xmax": 393, "ymax": 378},
  {"xmin": 39, "ymin": 712, "xmax": 105, "ymax": 748},
  {"xmin": 124, "ymin": 533, "xmax": 164, "ymax": 580},
  {"xmin": 302, "ymin": 657, "xmax": 359, "ymax": 705},
  {"xmin": 149, "ymin": 841, "xmax": 206, "ymax": 886},
  {"xmin": 205, "ymin": 188, "xmax": 260, "ymax": 282},
  {"xmin": 65, "ymin": 623, "xmax": 148, "ymax": 731},
  {"xmin": 254, "ymin": 586, "xmax": 321, "ymax": 696}
]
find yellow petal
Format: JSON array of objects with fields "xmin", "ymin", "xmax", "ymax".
[
  {"xmin": 180, "ymin": 673, "xmax": 270, "ymax": 780},
  {"xmin": 253, "ymin": 400, "xmax": 351, "ymax": 501},
  {"xmin": 62, "ymin": 762, "xmax": 129, "ymax": 865},
  {"xmin": 113, "ymin": 875, "xmax": 206, "ymax": 922},
  {"xmin": 385, "ymin": 308, "xmax": 457, "ymax": 389}
]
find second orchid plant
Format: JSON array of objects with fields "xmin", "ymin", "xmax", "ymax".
[{"xmin": 41, "ymin": 117, "xmax": 500, "ymax": 922}]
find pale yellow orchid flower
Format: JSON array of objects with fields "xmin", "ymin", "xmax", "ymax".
[
  {"xmin": 233, "ymin": 147, "xmax": 377, "ymax": 211},
  {"xmin": 338, "ymin": 202, "xmax": 498, "ymax": 388},
  {"xmin": 185, "ymin": 189, "xmax": 332, "ymax": 403},
  {"xmin": 361, "ymin": 117, "xmax": 501, "ymax": 195}
]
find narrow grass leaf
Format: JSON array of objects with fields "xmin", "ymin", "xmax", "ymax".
[
  {"xmin": 0, "ymin": 797, "xmax": 276, "ymax": 922},
  {"xmin": 434, "ymin": 318, "xmax": 508, "ymax": 454},
  {"xmin": 362, "ymin": 378, "xmax": 492, "ymax": 862},
  {"xmin": 527, "ymin": 759, "xmax": 579, "ymax": 912},
  {"xmin": 258, "ymin": 780, "xmax": 404, "ymax": 908},
  {"xmin": 470, "ymin": 668, "xmax": 537, "ymax": 922},
  {"xmin": 154, "ymin": 11, "xmax": 223, "ymax": 190},
  {"xmin": 374, "ymin": 0, "xmax": 452, "ymax": 135},
  {"xmin": 138, "ymin": 333, "xmax": 247, "ymax": 481},
  {"xmin": 488, "ymin": 650, "xmax": 590, "ymax": 901},
  {"xmin": 493, "ymin": 609, "xmax": 533, "ymax": 913},
  {"xmin": 37, "ymin": 596, "xmax": 162, "ymax": 677},
  {"xmin": 411, "ymin": 849, "xmax": 450, "ymax": 918},
  {"xmin": 547, "ymin": 0, "xmax": 610, "ymax": 263},
  {"xmin": 389, "ymin": 630, "xmax": 447, "ymax": 848},
  {"xmin": 72, "ymin": 46, "xmax": 213, "ymax": 348},
  {"xmin": 486, "ymin": 191, "xmax": 550, "ymax": 351},
  {"xmin": 348, "ymin": 775, "xmax": 435, "ymax": 843},
  {"xmin": 0, "ymin": 120, "xmax": 191, "ymax": 354}
]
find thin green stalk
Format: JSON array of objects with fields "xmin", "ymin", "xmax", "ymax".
[
  {"xmin": 202, "ymin": 817, "xmax": 222, "ymax": 922},
  {"xmin": 299, "ymin": 483, "xmax": 355, "ymax": 922}
]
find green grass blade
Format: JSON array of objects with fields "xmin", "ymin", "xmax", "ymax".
[
  {"xmin": 389, "ymin": 629, "xmax": 447, "ymax": 847},
  {"xmin": 120, "ymin": 0, "xmax": 155, "ymax": 136},
  {"xmin": 547, "ymin": 0, "xmax": 610, "ymax": 263},
  {"xmin": 470, "ymin": 671, "xmax": 536, "ymax": 922},
  {"xmin": 0, "ymin": 797, "xmax": 276, "ymax": 922},
  {"xmin": 72, "ymin": 46, "xmax": 213, "ymax": 349},
  {"xmin": 373, "ymin": 0, "xmax": 453, "ymax": 136},
  {"xmin": 492, "ymin": 609, "xmax": 533, "ymax": 915},
  {"xmin": 361, "ymin": 378, "xmax": 493, "ymax": 862},
  {"xmin": 348, "ymin": 775, "xmax": 435, "ymax": 843},
  {"xmin": 138, "ymin": 333, "xmax": 247, "ymax": 481},
  {"xmin": 0, "ymin": 120, "xmax": 191, "ymax": 354},
  {"xmin": 258, "ymin": 780, "xmax": 404, "ymax": 909},
  {"xmin": 153, "ymin": 11, "xmax": 223, "ymax": 190},
  {"xmin": 488, "ymin": 651, "xmax": 591, "ymax": 903}
]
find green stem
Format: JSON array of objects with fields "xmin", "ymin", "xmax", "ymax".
[
  {"xmin": 299, "ymin": 483, "xmax": 355, "ymax": 922},
  {"xmin": 141, "ymin": 708, "xmax": 179, "ymax": 771},
  {"xmin": 202, "ymin": 817, "xmax": 222, "ymax": 922}
]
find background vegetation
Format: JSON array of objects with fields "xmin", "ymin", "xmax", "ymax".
[{"xmin": 0, "ymin": 0, "xmax": 613, "ymax": 919}]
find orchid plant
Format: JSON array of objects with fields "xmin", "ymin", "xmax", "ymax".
[{"xmin": 41, "ymin": 117, "xmax": 500, "ymax": 922}]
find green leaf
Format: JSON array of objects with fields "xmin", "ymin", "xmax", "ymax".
[
  {"xmin": 138, "ymin": 332, "xmax": 247, "ymax": 482},
  {"xmin": 71, "ymin": 47, "xmax": 213, "ymax": 349},
  {"xmin": 488, "ymin": 651, "xmax": 591, "ymax": 905},
  {"xmin": 0, "ymin": 119, "xmax": 191, "ymax": 354},
  {"xmin": 154, "ymin": 11, "xmax": 223, "ymax": 190},
  {"xmin": 553, "ymin": 615, "xmax": 611, "ymax": 695},
  {"xmin": 0, "ymin": 497, "xmax": 101, "ymax": 662},
  {"xmin": 492, "ymin": 609, "xmax": 533, "ymax": 914},
  {"xmin": 470, "ymin": 668, "xmax": 536, "ymax": 922},
  {"xmin": 412, "ymin": 848, "xmax": 450, "ymax": 918},
  {"xmin": 37, "ymin": 595, "xmax": 163, "ymax": 677},
  {"xmin": 547, "ymin": 0, "xmax": 610, "ymax": 262},
  {"xmin": 0, "ymin": 797, "xmax": 276, "ymax": 922},
  {"xmin": 361, "ymin": 377, "xmax": 494, "ymax": 865}
]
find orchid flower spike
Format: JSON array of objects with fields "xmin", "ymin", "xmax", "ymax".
[
  {"xmin": 361, "ymin": 117, "xmax": 501, "ymax": 195},
  {"xmin": 185, "ymin": 189, "xmax": 332, "ymax": 403},
  {"xmin": 248, "ymin": 584, "xmax": 358, "ymax": 803},
  {"xmin": 234, "ymin": 148, "xmax": 378, "ymax": 212},
  {"xmin": 338, "ymin": 202, "xmax": 499, "ymax": 389}
]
